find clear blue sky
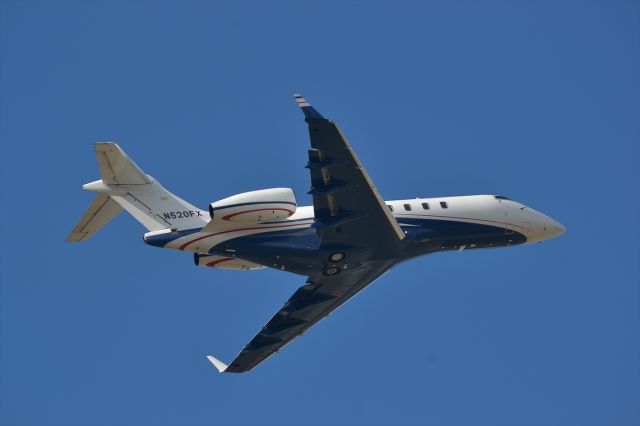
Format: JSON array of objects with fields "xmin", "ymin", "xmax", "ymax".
[{"xmin": 1, "ymin": 1, "xmax": 638, "ymax": 425}]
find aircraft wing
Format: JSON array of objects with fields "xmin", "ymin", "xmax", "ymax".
[
  {"xmin": 207, "ymin": 260, "xmax": 394, "ymax": 373},
  {"xmin": 206, "ymin": 95, "xmax": 404, "ymax": 373},
  {"xmin": 294, "ymin": 94, "xmax": 404, "ymax": 255}
]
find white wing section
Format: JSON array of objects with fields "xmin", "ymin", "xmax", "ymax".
[
  {"xmin": 206, "ymin": 355, "xmax": 228, "ymax": 373},
  {"xmin": 66, "ymin": 193, "xmax": 123, "ymax": 242}
]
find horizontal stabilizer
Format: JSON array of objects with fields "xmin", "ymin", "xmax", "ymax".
[
  {"xmin": 95, "ymin": 142, "xmax": 150, "ymax": 185},
  {"xmin": 68, "ymin": 143, "xmax": 208, "ymax": 239},
  {"xmin": 66, "ymin": 193, "xmax": 123, "ymax": 242},
  {"xmin": 206, "ymin": 355, "xmax": 228, "ymax": 373}
]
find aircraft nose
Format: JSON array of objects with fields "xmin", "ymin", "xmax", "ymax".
[
  {"xmin": 547, "ymin": 219, "xmax": 565, "ymax": 238},
  {"xmin": 521, "ymin": 206, "xmax": 565, "ymax": 243},
  {"xmin": 536, "ymin": 215, "xmax": 565, "ymax": 241}
]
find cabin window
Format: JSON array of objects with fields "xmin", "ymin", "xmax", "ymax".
[
  {"xmin": 387, "ymin": 204, "xmax": 394, "ymax": 212},
  {"xmin": 440, "ymin": 201, "xmax": 448, "ymax": 209},
  {"xmin": 403, "ymin": 203, "xmax": 412, "ymax": 211},
  {"xmin": 421, "ymin": 202, "xmax": 430, "ymax": 210}
]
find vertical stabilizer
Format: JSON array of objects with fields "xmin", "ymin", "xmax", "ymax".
[
  {"xmin": 67, "ymin": 143, "xmax": 208, "ymax": 241},
  {"xmin": 95, "ymin": 143, "xmax": 150, "ymax": 185}
]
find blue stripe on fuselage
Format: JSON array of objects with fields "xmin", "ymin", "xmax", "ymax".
[
  {"xmin": 144, "ymin": 228, "xmax": 201, "ymax": 248},
  {"xmin": 144, "ymin": 216, "xmax": 526, "ymax": 258},
  {"xmin": 204, "ymin": 216, "xmax": 526, "ymax": 274},
  {"xmin": 396, "ymin": 216, "xmax": 526, "ymax": 247}
]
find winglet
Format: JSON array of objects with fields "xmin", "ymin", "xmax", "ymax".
[
  {"xmin": 293, "ymin": 94, "xmax": 325, "ymax": 122},
  {"xmin": 206, "ymin": 355, "xmax": 228, "ymax": 373}
]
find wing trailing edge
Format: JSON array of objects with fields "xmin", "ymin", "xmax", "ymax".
[{"xmin": 293, "ymin": 93, "xmax": 405, "ymax": 247}]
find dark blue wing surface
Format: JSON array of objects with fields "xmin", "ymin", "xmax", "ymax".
[
  {"xmin": 220, "ymin": 260, "xmax": 395, "ymax": 373},
  {"xmin": 209, "ymin": 96, "xmax": 403, "ymax": 373}
]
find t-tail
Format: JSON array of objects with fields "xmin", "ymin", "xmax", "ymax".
[{"xmin": 66, "ymin": 143, "xmax": 208, "ymax": 242}]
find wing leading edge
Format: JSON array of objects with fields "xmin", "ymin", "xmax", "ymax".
[{"xmin": 208, "ymin": 261, "xmax": 395, "ymax": 373}]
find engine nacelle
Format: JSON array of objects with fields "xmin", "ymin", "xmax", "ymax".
[
  {"xmin": 208, "ymin": 188, "xmax": 296, "ymax": 223},
  {"xmin": 194, "ymin": 254, "xmax": 265, "ymax": 270}
]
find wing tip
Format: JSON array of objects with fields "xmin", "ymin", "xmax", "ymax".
[
  {"xmin": 293, "ymin": 93, "xmax": 311, "ymax": 107},
  {"xmin": 292, "ymin": 93, "xmax": 325, "ymax": 120},
  {"xmin": 65, "ymin": 232, "xmax": 85, "ymax": 242},
  {"xmin": 206, "ymin": 355, "xmax": 228, "ymax": 373}
]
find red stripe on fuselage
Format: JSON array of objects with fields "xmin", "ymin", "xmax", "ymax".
[{"xmin": 178, "ymin": 221, "xmax": 313, "ymax": 251}]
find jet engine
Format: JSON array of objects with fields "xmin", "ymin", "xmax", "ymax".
[
  {"xmin": 208, "ymin": 188, "xmax": 296, "ymax": 223},
  {"xmin": 194, "ymin": 253, "xmax": 265, "ymax": 270}
]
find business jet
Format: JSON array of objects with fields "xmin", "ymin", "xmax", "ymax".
[{"xmin": 67, "ymin": 95, "xmax": 564, "ymax": 373}]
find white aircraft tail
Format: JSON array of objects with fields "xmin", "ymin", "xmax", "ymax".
[{"xmin": 67, "ymin": 143, "xmax": 208, "ymax": 242}]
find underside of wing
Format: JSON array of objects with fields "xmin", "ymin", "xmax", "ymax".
[
  {"xmin": 207, "ymin": 96, "xmax": 404, "ymax": 373},
  {"xmin": 208, "ymin": 260, "xmax": 394, "ymax": 373},
  {"xmin": 294, "ymin": 95, "xmax": 404, "ymax": 256}
]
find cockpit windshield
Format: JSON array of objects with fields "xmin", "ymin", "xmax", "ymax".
[{"xmin": 494, "ymin": 195, "xmax": 511, "ymax": 200}]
